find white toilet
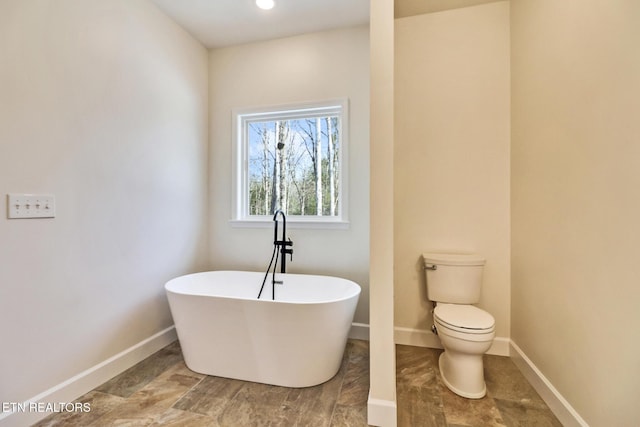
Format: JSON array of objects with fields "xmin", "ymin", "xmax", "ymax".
[{"xmin": 423, "ymin": 252, "xmax": 495, "ymax": 399}]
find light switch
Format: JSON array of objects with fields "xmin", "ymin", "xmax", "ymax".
[{"xmin": 7, "ymin": 194, "xmax": 56, "ymax": 219}]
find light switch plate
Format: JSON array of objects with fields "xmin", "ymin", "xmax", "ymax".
[{"xmin": 7, "ymin": 194, "xmax": 56, "ymax": 219}]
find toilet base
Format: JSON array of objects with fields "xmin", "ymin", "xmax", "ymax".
[{"xmin": 438, "ymin": 351, "xmax": 487, "ymax": 399}]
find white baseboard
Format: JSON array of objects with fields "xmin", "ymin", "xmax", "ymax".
[
  {"xmin": 394, "ymin": 326, "xmax": 442, "ymax": 349},
  {"xmin": 356, "ymin": 324, "xmax": 397, "ymax": 426},
  {"xmin": 393, "ymin": 326, "xmax": 511, "ymax": 357},
  {"xmin": 367, "ymin": 392, "xmax": 397, "ymax": 427},
  {"xmin": 0, "ymin": 326, "xmax": 177, "ymax": 427},
  {"xmin": 510, "ymin": 341, "xmax": 589, "ymax": 427},
  {"xmin": 349, "ymin": 322, "xmax": 370, "ymax": 340},
  {"xmin": 353, "ymin": 323, "xmax": 510, "ymax": 356}
]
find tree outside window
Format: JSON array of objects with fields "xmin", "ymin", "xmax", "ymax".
[{"xmin": 233, "ymin": 100, "xmax": 348, "ymax": 227}]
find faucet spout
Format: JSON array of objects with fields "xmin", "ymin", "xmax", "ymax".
[{"xmin": 272, "ymin": 209, "xmax": 285, "ymax": 222}]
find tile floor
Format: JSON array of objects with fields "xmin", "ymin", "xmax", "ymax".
[
  {"xmin": 35, "ymin": 340, "xmax": 561, "ymax": 426},
  {"xmin": 34, "ymin": 340, "xmax": 368, "ymax": 427},
  {"xmin": 396, "ymin": 345, "xmax": 562, "ymax": 427}
]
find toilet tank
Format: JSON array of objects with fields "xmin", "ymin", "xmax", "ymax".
[{"xmin": 422, "ymin": 253, "xmax": 485, "ymax": 304}]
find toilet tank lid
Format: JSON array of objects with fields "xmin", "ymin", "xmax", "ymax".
[{"xmin": 422, "ymin": 253, "xmax": 485, "ymax": 266}]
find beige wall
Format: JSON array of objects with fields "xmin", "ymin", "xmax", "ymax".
[
  {"xmin": 395, "ymin": 0, "xmax": 503, "ymax": 18},
  {"xmin": 394, "ymin": 2, "xmax": 511, "ymax": 339},
  {"xmin": 511, "ymin": 1, "xmax": 640, "ymax": 425},
  {"xmin": 207, "ymin": 27, "xmax": 371, "ymax": 324},
  {"xmin": 0, "ymin": 0, "xmax": 208, "ymax": 406}
]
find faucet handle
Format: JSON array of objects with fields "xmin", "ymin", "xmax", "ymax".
[{"xmin": 285, "ymin": 238, "xmax": 293, "ymax": 261}]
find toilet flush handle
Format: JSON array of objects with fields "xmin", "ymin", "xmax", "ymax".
[{"xmin": 424, "ymin": 264, "xmax": 437, "ymax": 271}]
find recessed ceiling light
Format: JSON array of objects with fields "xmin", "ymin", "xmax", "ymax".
[{"xmin": 256, "ymin": 0, "xmax": 275, "ymax": 10}]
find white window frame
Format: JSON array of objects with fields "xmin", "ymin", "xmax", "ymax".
[{"xmin": 230, "ymin": 99, "xmax": 349, "ymax": 229}]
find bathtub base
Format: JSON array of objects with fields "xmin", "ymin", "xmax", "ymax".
[
  {"xmin": 175, "ymin": 299, "xmax": 352, "ymax": 388},
  {"xmin": 166, "ymin": 271, "xmax": 360, "ymax": 388}
]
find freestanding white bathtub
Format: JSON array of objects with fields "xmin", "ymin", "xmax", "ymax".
[{"xmin": 165, "ymin": 271, "xmax": 361, "ymax": 388}]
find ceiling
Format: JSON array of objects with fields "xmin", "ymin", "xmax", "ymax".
[{"xmin": 151, "ymin": 0, "xmax": 370, "ymax": 49}]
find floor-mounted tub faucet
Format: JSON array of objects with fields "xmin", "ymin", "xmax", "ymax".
[
  {"xmin": 273, "ymin": 209, "xmax": 293, "ymax": 273},
  {"xmin": 258, "ymin": 210, "xmax": 294, "ymax": 300}
]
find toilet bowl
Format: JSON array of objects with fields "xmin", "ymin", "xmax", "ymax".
[{"xmin": 433, "ymin": 303, "xmax": 495, "ymax": 398}]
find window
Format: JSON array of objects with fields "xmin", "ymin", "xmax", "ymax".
[{"xmin": 232, "ymin": 99, "xmax": 348, "ymax": 228}]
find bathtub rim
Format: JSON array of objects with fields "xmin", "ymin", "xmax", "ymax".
[{"xmin": 165, "ymin": 270, "xmax": 361, "ymax": 305}]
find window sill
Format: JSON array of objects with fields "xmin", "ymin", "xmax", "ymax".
[{"xmin": 229, "ymin": 218, "xmax": 350, "ymax": 230}]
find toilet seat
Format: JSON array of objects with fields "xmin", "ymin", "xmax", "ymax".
[{"xmin": 434, "ymin": 303, "xmax": 495, "ymax": 334}]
